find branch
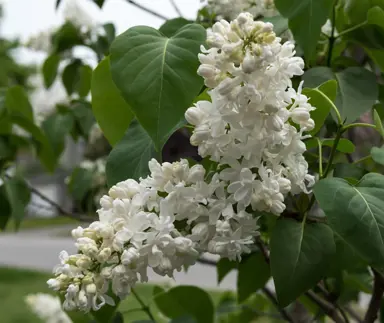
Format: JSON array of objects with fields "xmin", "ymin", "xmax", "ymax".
[
  {"xmin": 317, "ymin": 284, "xmax": 355, "ymax": 323},
  {"xmin": 4, "ymin": 174, "xmax": 91, "ymax": 222},
  {"xmin": 263, "ymin": 286, "xmax": 296, "ymax": 323},
  {"xmin": 197, "ymin": 258, "xmax": 295, "ymax": 323},
  {"xmin": 28, "ymin": 185, "xmax": 91, "ymax": 222},
  {"xmin": 363, "ymin": 270, "xmax": 384, "ymax": 323},
  {"xmin": 170, "ymin": 0, "xmax": 183, "ymax": 17},
  {"xmin": 305, "ymin": 291, "xmax": 345, "ymax": 323},
  {"xmin": 125, "ymin": 0, "xmax": 168, "ymax": 20},
  {"xmin": 255, "ymin": 239, "xmax": 347, "ymax": 323}
]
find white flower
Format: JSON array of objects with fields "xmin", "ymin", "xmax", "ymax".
[
  {"xmin": 186, "ymin": 13, "xmax": 315, "ymax": 217},
  {"xmin": 25, "ymin": 293, "xmax": 72, "ymax": 323},
  {"xmin": 62, "ymin": 0, "xmax": 98, "ymax": 31},
  {"xmin": 206, "ymin": 0, "xmax": 278, "ymax": 20}
]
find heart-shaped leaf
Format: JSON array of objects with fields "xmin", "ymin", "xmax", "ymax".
[
  {"xmin": 91, "ymin": 57, "xmax": 134, "ymax": 146},
  {"xmin": 274, "ymin": 0, "xmax": 333, "ymax": 59},
  {"xmin": 303, "ymin": 67, "xmax": 378, "ymax": 124},
  {"xmin": 314, "ymin": 173, "xmax": 384, "ymax": 268},
  {"xmin": 270, "ymin": 218, "xmax": 335, "ymax": 306},
  {"xmin": 106, "ymin": 120, "xmax": 160, "ymax": 187},
  {"xmin": 110, "ymin": 24, "xmax": 206, "ymax": 150}
]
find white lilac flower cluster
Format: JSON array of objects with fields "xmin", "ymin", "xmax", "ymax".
[
  {"xmin": 48, "ymin": 13, "xmax": 314, "ymax": 313},
  {"xmin": 26, "ymin": 0, "xmax": 104, "ymax": 52},
  {"xmin": 206, "ymin": 0, "xmax": 277, "ymax": 20},
  {"xmin": 188, "ymin": 12, "xmax": 315, "ymax": 215},
  {"xmin": 49, "ymin": 158, "xmax": 259, "ymax": 311},
  {"xmin": 62, "ymin": 0, "xmax": 106, "ymax": 44},
  {"xmin": 25, "ymin": 293, "xmax": 72, "ymax": 323}
]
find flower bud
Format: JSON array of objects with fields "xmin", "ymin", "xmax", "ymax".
[
  {"xmin": 208, "ymin": 240, "xmax": 226, "ymax": 255},
  {"xmin": 277, "ymin": 177, "xmax": 291, "ymax": 194},
  {"xmin": 71, "ymin": 226, "xmax": 84, "ymax": 239},
  {"xmin": 97, "ymin": 248, "xmax": 112, "ymax": 263},
  {"xmin": 271, "ymin": 199, "xmax": 286, "ymax": 215},
  {"xmin": 77, "ymin": 290, "xmax": 88, "ymax": 309},
  {"xmin": 291, "ymin": 107, "xmax": 310, "ymax": 123},
  {"xmin": 197, "ymin": 64, "xmax": 216, "ymax": 79},
  {"xmin": 191, "ymin": 222, "xmax": 209, "ymax": 240},
  {"xmin": 99, "ymin": 195, "xmax": 113, "ymax": 209},
  {"xmin": 217, "ymin": 77, "xmax": 241, "ymax": 95},
  {"xmin": 86, "ymin": 283, "xmax": 97, "ymax": 294},
  {"xmin": 242, "ymin": 51, "xmax": 255, "ymax": 74},
  {"xmin": 101, "ymin": 266, "xmax": 113, "ymax": 278},
  {"xmin": 267, "ymin": 115, "xmax": 284, "ymax": 131},
  {"xmin": 121, "ymin": 247, "xmax": 140, "ymax": 266},
  {"xmin": 76, "ymin": 255, "xmax": 92, "ymax": 269},
  {"xmin": 187, "ymin": 164, "xmax": 205, "ymax": 183},
  {"xmin": 47, "ymin": 278, "xmax": 61, "ymax": 290}
]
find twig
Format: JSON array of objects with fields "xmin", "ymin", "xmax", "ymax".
[
  {"xmin": 131, "ymin": 288, "xmax": 156, "ymax": 322},
  {"xmin": 28, "ymin": 185, "xmax": 91, "ymax": 222},
  {"xmin": 317, "ymin": 284, "xmax": 352, "ymax": 323},
  {"xmin": 345, "ymin": 306, "xmax": 364, "ymax": 323},
  {"xmin": 170, "ymin": 0, "xmax": 183, "ymax": 17},
  {"xmin": 327, "ymin": 3, "xmax": 336, "ymax": 67},
  {"xmin": 363, "ymin": 270, "xmax": 384, "ymax": 323},
  {"xmin": 125, "ymin": 0, "xmax": 168, "ymax": 20},
  {"xmin": 254, "ymin": 238, "xmax": 347, "ymax": 323},
  {"xmin": 197, "ymin": 258, "xmax": 295, "ymax": 322},
  {"xmin": 4, "ymin": 174, "xmax": 91, "ymax": 222},
  {"xmin": 256, "ymin": 237, "xmax": 270, "ymax": 264},
  {"xmin": 263, "ymin": 287, "xmax": 296, "ymax": 323},
  {"xmin": 305, "ymin": 291, "xmax": 345, "ymax": 323}
]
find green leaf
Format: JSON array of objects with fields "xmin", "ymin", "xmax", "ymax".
[
  {"xmin": 104, "ymin": 23, "xmax": 116, "ymax": 44},
  {"xmin": 68, "ymin": 167, "xmax": 94, "ymax": 201},
  {"xmin": 106, "ymin": 121, "xmax": 160, "ymax": 187},
  {"xmin": 305, "ymin": 138, "xmax": 355, "ymax": 153},
  {"xmin": 159, "ymin": 18, "xmax": 193, "ymax": 37},
  {"xmin": 154, "ymin": 286, "xmax": 214, "ymax": 323},
  {"xmin": 62, "ymin": 60, "xmax": 82, "ymax": 96},
  {"xmin": 10, "ymin": 115, "xmax": 56, "ymax": 172},
  {"xmin": 303, "ymin": 67, "xmax": 378, "ymax": 124},
  {"xmin": 91, "ymin": 57, "xmax": 134, "ymax": 146},
  {"xmin": 274, "ymin": 0, "xmax": 334, "ymax": 59},
  {"xmin": 217, "ymin": 258, "xmax": 237, "ymax": 284},
  {"xmin": 333, "ymin": 163, "xmax": 367, "ymax": 183},
  {"xmin": 71, "ymin": 102, "xmax": 95, "ymax": 137},
  {"xmin": 270, "ymin": 218, "xmax": 335, "ymax": 307},
  {"xmin": 42, "ymin": 113, "xmax": 74, "ymax": 156},
  {"xmin": 93, "ymin": 0, "xmax": 105, "ymax": 8},
  {"xmin": 368, "ymin": 6, "xmax": 384, "ymax": 29},
  {"xmin": 371, "ymin": 146, "xmax": 384, "ymax": 165},
  {"xmin": 261, "ymin": 15, "xmax": 289, "ymax": 35},
  {"xmin": 5, "ymin": 176, "xmax": 31, "ymax": 230},
  {"xmin": 237, "ymin": 252, "xmax": 270, "ymax": 303},
  {"xmin": 328, "ymin": 234, "xmax": 366, "ymax": 275},
  {"xmin": 52, "ymin": 22, "xmax": 83, "ymax": 53},
  {"xmin": 5, "ymin": 86, "xmax": 34, "ymax": 122},
  {"xmin": 314, "ymin": 173, "xmax": 384, "ymax": 268},
  {"xmin": 42, "ymin": 54, "xmax": 60, "ymax": 88},
  {"xmin": 365, "ymin": 48, "xmax": 384, "ymax": 72},
  {"xmin": 77, "ymin": 65, "xmax": 92, "ymax": 97},
  {"xmin": 0, "ymin": 185, "xmax": 12, "ymax": 230},
  {"xmin": 373, "ymin": 108, "xmax": 384, "ymax": 139},
  {"xmin": 302, "ymin": 67, "xmax": 334, "ymax": 89},
  {"xmin": 302, "ymin": 80, "xmax": 337, "ymax": 135},
  {"xmin": 110, "ymin": 24, "xmax": 206, "ymax": 150}
]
